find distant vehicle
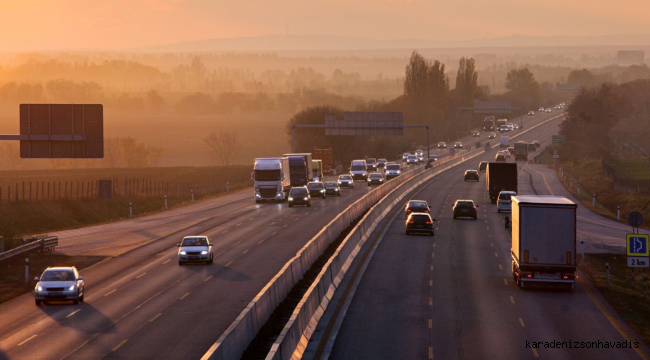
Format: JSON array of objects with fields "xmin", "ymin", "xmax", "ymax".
[
  {"xmin": 507, "ymin": 146, "xmax": 515, "ymax": 154},
  {"xmin": 366, "ymin": 158, "xmax": 377, "ymax": 171},
  {"xmin": 377, "ymin": 158, "xmax": 387, "ymax": 168},
  {"xmin": 338, "ymin": 174, "xmax": 354, "ymax": 188},
  {"xmin": 538, "ymin": 107, "xmax": 545, "ymax": 112},
  {"xmin": 177, "ymin": 236, "xmax": 214, "ymax": 265},
  {"xmin": 496, "ymin": 118, "xmax": 508, "ymax": 129},
  {"xmin": 464, "ymin": 170, "xmax": 479, "ymax": 181},
  {"xmin": 497, "ymin": 191, "xmax": 516, "ymax": 213},
  {"xmin": 512, "ymin": 124, "xmax": 519, "ymax": 130},
  {"xmin": 555, "ymin": 105, "xmax": 561, "ymax": 110},
  {"xmin": 528, "ymin": 111, "xmax": 534, "ymax": 116},
  {"xmin": 415, "ymin": 150, "xmax": 424, "ymax": 162},
  {"xmin": 385, "ymin": 163, "xmax": 402, "ymax": 180},
  {"xmin": 545, "ymin": 108, "xmax": 552, "ymax": 113},
  {"xmin": 283, "ymin": 153, "xmax": 313, "ymax": 187},
  {"xmin": 560, "ymin": 102, "xmax": 566, "ymax": 107},
  {"xmin": 34, "ymin": 266, "xmax": 85, "ymax": 305},
  {"xmin": 407, "ymin": 155, "xmax": 418, "ymax": 165},
  {"xmin": 288, "ymin": 186, "xmax": 311, "ymax": 207},
  {"xmin": 486, "ymin": 162, "xmax": 518, "ymax": 203},
  {"xmin": 402, "ymin": 153, "xmax": 411, "ymax": 162},
  {"xmin": 452, "ymin": 199, "xmax": 478, "ymax": 220},
  {"xmin": 503, "ymin": 149, "xmax": 511, "ymax": 158},
  {"xmin": 500, "ymin": 136, "xmax": 509, "ymax": 148},
  {"xmin": 488, "ymin": 133, "xmax": 496, "ymax": 139},
  {"xmin": 454, "ymin": 142, "xmax": 463, "ymax": 149},
  {"xmin": 495, "ymin": 152, "xmax": 506, "ymax": 162},
  {"xmin": 404, "ymin": 200, "xmax": 431, "ymax": 218},
  {"xmin": 508, "ymin": 124, "xmax": 515, "ymax": 131},
  {"xmin": 438, "ymin": 142, "xmax": 447, "ymax": 149},
  {"xmin": 527, "ymin": 143, "xmax": 537, "ymax": 152},
  {"xmin": 511, "ymin": 196, "xmax": 577, "ymax": 290},
  {"xmin": 350, "ymin": 159, "xmax": 368, "ymax": 180},
  {"xmin": 253, "ymin": 157, "xmax": 291, "ymax": 203},
  {"xmin": 324, "ymin": 182, "xmax": 341, "ymax": 196},
  {"xmin": 499, "ymin": 125, "xmax": 509, "ymax": 132},
  {"xmin": 472, "ymin": 131, "xmax": 480, "ymax": 137},
  {"xmin": 405, "ymin": 212, "xmax": 435, "ymax": 236},
  {"xmin": 367, "ymin": 173, "xmax": 384, "ymax": 186},
  {"xmin": 313, "ymin": 147, "xmax": 333, "ymax": 175},
  {"xmin": 533, "ymin": 140, "xmax": 540, "ymax": 148},
  {"xmin": 483, "ymin": 116, "xmax": 496, "ymax": 131},
  {"xmin": 312, "ymin": 159, "xmax": 323, "ymax": 181},
  {"xmin": 514, "ymin": 142, "xmax": 528, "ymax": 161},
  {"xmin": 307, "ymin": 181, "xmax": 326, "ymax": 198},
  {"xmin": 478, "ymin": 161, "xmax": 488, "ymax": 172}
]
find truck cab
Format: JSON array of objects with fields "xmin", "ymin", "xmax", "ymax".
[{"xmin": 253, "ymin": 157, "xmax": 291, "ymax": 203}]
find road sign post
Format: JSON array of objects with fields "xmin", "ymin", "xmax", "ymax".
[{"xmin": 627, "ymin": 233, "xmax": 649, "ymax": 296}]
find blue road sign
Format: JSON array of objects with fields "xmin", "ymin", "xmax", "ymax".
[{"xmin": 627, "ymin": 234, "xmax": 649, "ymax": 256}]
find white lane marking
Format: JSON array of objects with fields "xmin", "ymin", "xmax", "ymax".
[
  {"xmin": 149, "ymin": 313, "xmax": 162, "ymax": 322},
  {"xmin": 112, "ymin": 340, "xmax": 127, "ymax": 352},
  {"xmin": 162, "ymin": 259, "xmax": 171, "ymax": 264},
  {"xmin": 66, "ymin": 309, "xmax": 81, "ymax": 318},
  {"xmin": 18, "ymin": 334, "xmax": 37, "ymax": 346},
  {"xmin": 180, "ymin": 293, "xmax": 190, "ymax": 300},
  {"xmin": 104, "ymin": 289, "xmax": 117, "ymax": 297},
  {"xmin": 136, "ymin": 273, "xmax": 146, "ymax": 279},
  {"xmin": 510, "ymin": 296, "xmax": 515, "ymax": 304}
]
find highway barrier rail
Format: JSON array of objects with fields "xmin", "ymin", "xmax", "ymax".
[
  {"xmin": 202, "ymin": 113, "xmax": 564, "ymax": 360},
  {"xmin": 0, "ymin": 236, "xmax": 58, "ymax": 262}
]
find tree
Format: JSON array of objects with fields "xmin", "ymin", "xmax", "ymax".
[
  {"xmin": 455, "ymin": 57, "xmax": 478, "ymax": 106},
  {"xmin": 204, "ymin": 131, "xmax": 240, "ymax": 166},
  {"xmin": 567, "ymin": 69, "xmax": 597, "ymax": 87},
  {"xmin": 146, "ymin": 90, "xmax": 166, "ymax": 113},
  {"xmin": 174, "ymin": 92, "xmax": 215, "ymax": 114},
  {"xmin": 504, "ymin": 67, "xmax": 540, "ymax": 110}
]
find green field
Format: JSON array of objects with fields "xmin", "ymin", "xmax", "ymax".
[{"xmin": 610, "ymin": 158, "xmax": 650, "ymax": 179}]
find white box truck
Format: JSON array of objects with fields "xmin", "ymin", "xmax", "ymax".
[
  {"xmin": 252, "ymin": 157, "xmax": 291, "ymax": 203},
  {"xmin": 510, "ymin": 195, "xmax": 577, "ymax": 290}
]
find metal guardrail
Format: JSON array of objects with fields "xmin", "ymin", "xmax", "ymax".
[{"xmin": 0, "ymin": 236, "xmax": 58, "ymax": 262}]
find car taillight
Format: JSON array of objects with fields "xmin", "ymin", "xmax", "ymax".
[
  {"xmin": 526, "ymin": 274, "xmax": 532, "ymax": 278},
  {"xmin": 407, "ymin": 209, "xmax": 412, "ymax": 212},
  {"xmin": 473, "ymin": 206, "xmax": 476, "ymax": 209},
  {"xmin": 424, "ymin": 210, "xmax": 429, "ymax": 213},
  {"xmin": 408, "ymin": 221, "xmax": 414, "ymax": 224},
  {"xmin": 426, "ymin": 221, "xmax": 432, "ymax": 224}
]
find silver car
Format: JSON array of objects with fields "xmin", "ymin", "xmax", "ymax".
[
  {"xmin": 177, "ymin": 236, "xmax": 214, "ymax": 265},
  {"xmin": 338, "ymin": 174, "xmax": 354, "ymax": 188},
  {"xmin": 34, "ymin": 266, "xmax": 85, "ymax": 305},
  {"xmin": 402, "ymin": 153, "xmax": 411, "ymax": 162},
  {"xmin": 407, "ymin": 155, "xmax": 418, "ymax": 165}
]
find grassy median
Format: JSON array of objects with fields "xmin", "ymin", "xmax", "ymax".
[
  {"xmin": 579, "ymin": 253, "xmax": 650, "ymax": 347},
  {"xmin": 0, "ymin": 251, "xmax": 105, "ymax": 305}
]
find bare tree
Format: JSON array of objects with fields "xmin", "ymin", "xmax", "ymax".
[{"xmin": 204, "ymin": 131, "xmax": 240, "ymax": 166}]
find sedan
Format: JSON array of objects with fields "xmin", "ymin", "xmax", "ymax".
[
  {"xmin": 288, "ymin": 186, "xmax": 311, "ymax": 207},
  {"xmin": 368, "ymin": 173, "xmax": 384, "ymax": 186},
  {"xmin": 177, "ymin": 236, "xmax": 214, "ymax": 265},
  {"xmin": 478, "ymin": 161, "xmax": 488, "ymax": 172},
  {"xmin": 405, "ymin": 199, "xmax": 431, "ymax": 219},
  {"xmin": 497, "ymin": 191, "xmax": 516, "ymax": 213},
  {"xmin": 464, "ymin": 170, "xmax": 479, "ymax": 181},
  {"xmin": 402, "ymin": 153, "xmax": 411, "ymax": 162},
  {"xmin": 472, "ymin": 131, "xmax": 480, "ymax": 137},
  {"xmin": 34, "ymin": 266, "xmax": 85, "ymax": 305},
  {"xmin": 488, "ymin": 133, "xmax": 496, "ymax": 139},
  {"xmin": 406, "ymin": 213, "xmax": 435, "ymax": 236},
  {"xmin": 407, "ymin": 155, "xmax": 418, "ymax": 165},
  {"xmin": 495, "ymin": 152, "xmax": 506, "ymax": 162},
  {"xmin": 545, "ymin": 108, "xmax": 552, "ymax": 113},
  {"xmin": 538, "ymin": 107, "xmax": 545, "ymax": 112},
  {"xmin": 503, "ymin": 150, "xmax": 511, "ymax": 158},
  {"xmin": 338, "ymin": 174, "xmax": 354, "ymax": 188},
  {"xmin": 452, "ymin": 200, "xmax": 479, "ymax": 220},
  {"xmin": 438, "ymin": 142, "xmax": 447, "ymax": 149},
  {"xmin": 533, "ymin": 140, "xmax": 540, "ymax": 148},
  {"xmin": 528, "ymin": 111, "xmax": 534, "ymax": 116},
  {"xmin": 454, "ymin": 142, "xmax": 463, "ymax": 149},
  {"xmin": 324, "ymin": 182, "xmax": 341, "ymax": 196},
  {"xmin": 377, "ymin": 159, "xmax": 387, "ymax": 168},
  {"xmin": 307, "ymin": 182, "xmax": 326, "ymax": 198}
]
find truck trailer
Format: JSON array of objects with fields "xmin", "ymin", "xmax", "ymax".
[
  {"xmin": 483, "ymin": 116, "xmax": 495, "ymax": 131},
  {"xmin": 510, "ymin": 195, "xmax": 577, "ymax": 290},
  {"xmin": 312, "ymin": 160, "xmax": 323, "ymax": 181},
  {"xmin": 283, "ymin": 153, "xmax": 313, "ymax": 187},
  {"xmin": 514, "ymin": 141, "xmax": 528, "ymax": 161},
  {"xmin": 252, "ymin": 157, "xmax": 291, "ymax": 203},
  {"xmin": 486, "ymin": 162, "xmax": 518, "ymax": 203}
]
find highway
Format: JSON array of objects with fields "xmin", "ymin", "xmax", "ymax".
[
  {"xmin": 316, "ymin": 115, "xmax": 648, "ymax": 360},
  {"xmin": 0, "ymin": 111, "xmax": 562, "ymax": 359}
]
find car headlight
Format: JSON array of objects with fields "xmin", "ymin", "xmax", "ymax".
[
  {"xmin": 277, "ymin": 193, "xmax": 283, "ymax": 197},
  {"xmin": 180, "ymin": 251, "xmax": 187, "ymax": 255},
  {"xmin": 320, "ymin": 190, "xmax": 325, "ymax": 193},
  {"xmin": 36, "ymin": 285, "xmax": 43, "ymax": 291},
  {"xmin": 379, "ymin": 179, "xmax": 383, "ymax": 182},
  {"xmin": 335, "ymin": 188, "xmax": 339, "ymax": 191},
  {"xmin": 338, "ymin": 181, "xmax": 342, "ymax": 184},
  {"xmin": 68, "ymin": 284, "xmax": 76, "ymax": 291},
  {"xmin": 289, "ymin": 197, "xmax": 294, "ymax": 201},
  {"xmin": 201, "ymin": 250, "xmax": 208, "ymax": 255},
  {"xmin": 255, "ymin": 193, "xmax": 261, "ymax": 198},
  {"xmin": 303, "ymin": 197, "xmax": 308, "ymax": 200},
  {"xmin": 397, "ymin": 170, "xmax": 401, "ymax": 174}
]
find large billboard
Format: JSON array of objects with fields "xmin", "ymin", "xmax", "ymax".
[
  {"xmin": 325, "ymin": 112, "xmax": 403, "ymax": 136},
  {"xmin": 473, "ymin": 100, "xmax": 512, "ymax": 114}
]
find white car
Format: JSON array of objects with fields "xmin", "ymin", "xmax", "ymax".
[
  {"xmin": 545, "ymin": 108, "xmax": 552, "ymax": 113},
  {"xmin": 538, "ymin": 107, "xmax": 545, "ymax": 112},
  {"xmin": 415, "ymin": 150, "xmax": 424, "ymax": 162},
  {"xmin": 34, "ymin": 266, "xmax": 85, "ymax": 306},
  {"xmin": 338, "ymin": 174, "xmax": 354, "ymax": 188},
  {"xmin": 512, "ymin": 124, "xmax": 519, "ymax": 130},
  {"xmin": 497, "ymin": 191, "xmax": 516, "ymax": 213},
  {"xmin": 385, "ymin": 163, "xmax": 402, "ymax": 179},
  {"xmin": 177, "ymin": 236, "xmax": 214, "ymax": 265},
  {"xmin": 402, "ymin": 153, "xmax": 411, "ymax": 162},
  {"xmin": 407, "ymin": 155, "xmax": 418, "ymax": 165}
]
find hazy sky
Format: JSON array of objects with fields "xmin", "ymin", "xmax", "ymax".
[{"xmin": 0, "ymin": 0, "xmax": 648, "ymax": 51}]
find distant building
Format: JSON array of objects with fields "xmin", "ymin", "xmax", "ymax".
[{"xmin": 617, "ymin": 51, "xmax": 645, "ymax": 65}]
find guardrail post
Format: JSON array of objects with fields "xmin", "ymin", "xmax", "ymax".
[
  {"xmin": 129, "ymin": 202, "xmax": 133, "ymax": 218},
  {"xmin": 581, "ymin": 240, "xmax": 584, "ymax": 261},
  {"xmin": 0, "ymin": 236, "xmax": 4, "ymax": 253},
  {"xmin": 164, "ymin": 195, "xmax": 168, "ymax": 209},
  {"xmin": 25, "ymin": 258, "xmax": 29, "ymax": 284},
  {"xmin": 606, "ymin": 263, "xmax": 610, "ymax": 286},
  {"xmin": 227, "ymin": 182, "xmax": 230, "ymax": 193},
  {"xmin": 592, "ymin": 193, "xmax": 596, "ymax": 206},
  {"xmin": 191, "ymin": 189, "xmax": 194, "ymax": 202},
  {"xmin": 570, "ymin": 178, "xmax": 573, "ymax": 188},
  {"xmin": 577, "ymin": 185, "xmax": 580, "ymax": 196}
]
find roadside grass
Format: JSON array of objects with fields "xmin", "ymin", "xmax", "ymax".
[
  {"xmin": 610, "ymin": 158, "xmax": 650, "ymax": 179},
  {"xmin": 579, "ymin": 253, "xmax": 650, "ymax": 347},
  {"xmin": 536, "ymin": 150, "xmax": 555, "ymax": 164},
  {"xmin": 0, "ymin": 252, "xmax": 105, "ymax": 305}
]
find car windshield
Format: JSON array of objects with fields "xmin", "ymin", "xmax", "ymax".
[
  {"xmin": 182, "ymin": 237, "xmax": 208, "ymax": 246},
  {"xmin": 41, "ymin": 270, "xmax": 75, "ymax": 281},
  {"xmin": 254, "ymin": 169, "xmax": 281, "ymax": 181},
  {"xmin": 467, "ymin": 171, "xmax": 477, "ymax": 174},
  {"xmin": 386, "ymin": 164, "xmax": 400, "ymax": 170},
  {"xmin": 408, "ymin": 201, "xmax": 428, "ymax": 208},
  {"xmin": 351, "ymin": 165, "xmax": 365, "ymax": 170},
  {"xmin": 408, "ymin": 156, "xmax": 416, "ymax": 160},
  {"xmin": 369, "ymin": 174, "xmax": 382, "ymax": 178},
  {"xmin": 339, "ymin": 175, "xmax": 351, "ymax": 180},
  {"xmin": 324, "ymin": 182, "xmax": 337, "ymax": 187},
  {"xmin": 499, "ymin": 193, "xmax": 513, "ymax": 200},
  {"xmin": 379, "ymin": 159, "xmax": 387, "ymax": 163},
  {"xmin": 308, "ymin": 183, "xmax": 323, "ymax": 189},
  {"xmin": 410, "ymin": 214, "xmax": 431, "ymax": 221},
  {"xmin": 291, "ymin": 188, "xmax": 307, "ymax": 195},
  {"xmin": 456, "ymin": 201, "xmax": 474, "ymax": 207},
  {"xmin": 367, "ymin": 158, "xmax": 376, "ymax": 163}
]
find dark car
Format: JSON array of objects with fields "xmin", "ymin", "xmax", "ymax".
[
  {"xmin": 507, "ymin": 147, "xmax": 515, "ymax": 154},
  {"xmin": 452, "ymin": 199, "xmax": 478, "ymax": 220},
  {"xmin": 377, "ymin": 159, "xmax": 387, "ymax": 168},
  {"xmin": 488, "ymin": 133, "xmax": 496, "ymax": 139},
  {"xmin": 437, "ymin": 142, "xmax": 446, "ymax": 149},
  {"xmin": 527, "ymin": 143, "xmax": 537, "ymax": 152},
  {"xmin": 367, "ymin": 173, "xmax": 384, "ymax": 186},
  {"xmin": 324, "ymin": 182, "xmax": 341, "ymax": 196},
  {"xmin": 366, "ymin": 158, "xmax": 377, "ymax": 171},
  {"xmin": 495, "ymin": 152, "xmax": 506, "ymax": 162},
  {"xmin": 464, "ymin": 170, "xmax": 479, "ymax": 181},
  {"xmin": 307, "ymin": 182, "xmax": 326, "ymax": 198},
  {"xmin": 533, "ymin": 140, "xmax": 540, "ymax": 148},
  {"xmin": 405, "ymin": 213, "xmax": 435, "ymax": 236},
  {"xmin": 478, "ymin": 161, "xmax": 488, "ymax": 172},
  {"xmin": 405, "ymin": 200, "xmax": 431, "ymax": 219},
  {"xmin": 288, "ymin": 187, "xmax": 311, "ymax": 207},
  {"xmin": 472, "ymin": 131, "xmax": 480, "ymax": 137}
]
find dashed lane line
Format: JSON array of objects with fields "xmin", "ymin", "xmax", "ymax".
[
  {"xmin": 180, "ymin": 293, "xmax": 190, "ymax": 300},
  {"xmin": 17, "ymin": 334, "xmax": 37, "ymax": 346},
  {"xmin": 519, "ymin": 317, "xmax": 526, "ymax": 327},
  {"xmin": 66, "ymin": 309, "xmax": 81, "ymax": 318},
  {"xmin": 112, "ymin": 340, "xmax": 127, "ymax": 352},
  {"xmin": 104, "ymin": 289, "xmax": 117, "ymax": 297},
  {"xmin": 149, "ymin": 313, "xmax": 162, "ymax": 322},
  {"xmin": 510, "ymin": 296, "xmax": 515, "ymax": 304}
]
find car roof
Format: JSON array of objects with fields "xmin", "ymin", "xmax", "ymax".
[
  {"xmin": 455, "ymin": 199, "xmax": 474, "ymax": 203},
  {"xmin": 408, "ymin": 200, "xmax": 428, "ymax": 205},
  {"xmin": 44, "ymin": 266, "xmax": 76, "ymax": 271},
  {"xmin": 369, "ymin": 173, "xmax": 382, "ymax": 177},
  {"xmin": 499, "ymin": 191, "xmax": 516, "ymax": 194},
  {"xmin": 183, "ymin": 235, "xmax": 208, "ymax": 239}
]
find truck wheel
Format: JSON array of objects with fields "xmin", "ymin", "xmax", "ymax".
[{"xmin": 289, "ymin": 203, "xmax": 293, "ymax": 207}]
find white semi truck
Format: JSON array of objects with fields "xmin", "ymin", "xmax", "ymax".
[
  {"xmin": 511, "ymin": 195, "xmax": 577, "ymax": 290},
  {"xmin": 252, "ymin": 157, "xmax": 291, "ymax": 203}
]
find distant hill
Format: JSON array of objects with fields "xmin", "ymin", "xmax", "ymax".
[{"xmin": 132, "ymin": 33, "xmax": 650, "ymax": 52}]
